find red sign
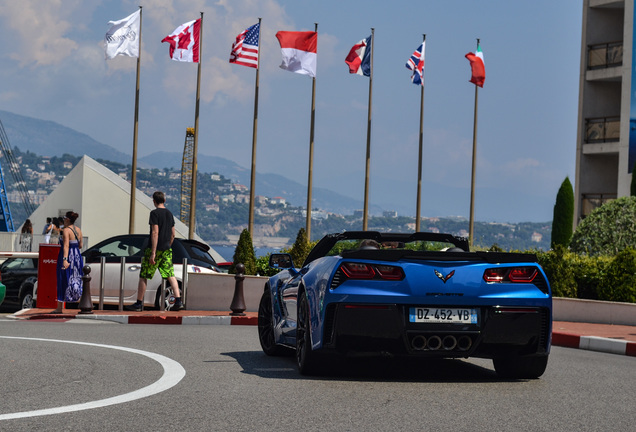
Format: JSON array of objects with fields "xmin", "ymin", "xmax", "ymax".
[{"xmin": 37, "ymin": 244, "xmax": 60, "ymax": 308}]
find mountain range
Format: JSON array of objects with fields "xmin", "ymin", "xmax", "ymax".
[
  {"xmin": 0, "ymin": 110, "xmax": 554, "ymax": 222},
  {"xmin": 0, "ymin": 110, "xmax": 378, "ymax": 215}
]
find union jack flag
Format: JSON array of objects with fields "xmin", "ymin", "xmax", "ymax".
[
  {"xmin": 230, "ymin": 22, "xmax": 260, "ymax": 68},
  {"xmin": 405, "ymin": 41, "xmax": 425, "ymax": 86}
]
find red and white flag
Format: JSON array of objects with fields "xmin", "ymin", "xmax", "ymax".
[
  {"xmin": 275, "ymin": 31, "xmax": 317, "ymax": 77},
  {"xmin": 465, "ymin": 44, "xmax": 485, "ymax": 87},
  {"xmin": 162, "ymin": 19, "xmax": 201, "ymax": 62}
]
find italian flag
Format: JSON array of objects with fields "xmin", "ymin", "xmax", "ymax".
[{"xmin": 465, "ymin": 44, "xmax": 485, "ymax": 88}]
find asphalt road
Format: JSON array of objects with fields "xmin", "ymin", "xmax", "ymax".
[{"xmin": 0, "ymin": 317, "xmax": 634, "ymax": 432}]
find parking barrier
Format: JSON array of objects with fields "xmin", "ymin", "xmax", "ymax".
[
  {"xmin": 98, "ymin": 256, "xmax": 105, "ymax": 310},
  {"xmin": 118, "ymin": 257, "xmax": 125, "ymax": 311},
  {"xmin": 79, "ymin": 265, "xmax": 93, "ymax": 314},
  {"xmin": 230, "ymin": 263, "xmax": 246, "ymax": 316},
  {"xmin": 181, "ymin": 258, "xmax": 188, "ymax": 307},
  {"xmin": 160, "ymin": 279, "xmax": 166, "ymax": 311}
]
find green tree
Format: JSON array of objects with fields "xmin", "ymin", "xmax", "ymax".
[
  {"xmin": 229, "ymin": 229, "xmax": 257, "ymax": 275},
  {"xmin": 570, "ymin": 196, "xmax": 636, "ymax": 255},
  {"xmin": 551, "ymin": 177, "xmax": 574, "ymax": 248},
  {"xmin": 288, "ymin": 228, "xmax": 311, "ymax": 267}
]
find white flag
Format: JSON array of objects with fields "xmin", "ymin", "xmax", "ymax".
[{"xmin": 104, "ymin": 9, "xmax": 141, "ymax": 60}]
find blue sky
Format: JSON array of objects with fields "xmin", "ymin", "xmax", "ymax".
[{"xmin": 0, "ymin": 1, "xmax": 582, "ymax": 223}]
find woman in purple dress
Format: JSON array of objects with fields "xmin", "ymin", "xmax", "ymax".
[{"xmin": 51, "ymin": 211, "xmax": 84, "ymax": 314}]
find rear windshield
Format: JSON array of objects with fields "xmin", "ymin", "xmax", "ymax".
[
  {"xmin": 326, "ymin": 238, "xmax": 459, "ymax": 256},
  {"xmin": 180, "ymin": 241, "xmax": 217, "ymax": 267}
]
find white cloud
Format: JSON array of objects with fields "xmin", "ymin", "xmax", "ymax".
[{"xmin": 0, "ymin": 0, "xmax": 86, "ymax": 66}]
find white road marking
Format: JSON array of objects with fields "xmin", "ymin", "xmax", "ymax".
[{"xmin": 0, "ymin": 336, "xmax": 186, "ymax": 420}]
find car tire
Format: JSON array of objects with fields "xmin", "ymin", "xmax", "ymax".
[
  {"xmin": 19, "ymin": 286, "xmax": 35, "ymax": 309},
  {"xmin": 258, "ymin": 289, "xmax": 292, "ymax": 356},
  {"xmin": 493, "ymin": 355, "xmax": 549, "ymax": 379},
  {"xmin": 154, "ymin": 282, "xmax": 182, "ymax": 311},
  {"xmin": 296, "ymin": 290, "xmax": 321, "ymax": 375}
]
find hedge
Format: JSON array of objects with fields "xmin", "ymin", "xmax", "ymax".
[{"xmin": 536, "ymin": 247, "xmax": 631, "ymax": 302}]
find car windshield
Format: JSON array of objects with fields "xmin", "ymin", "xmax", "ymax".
[
  {"xmin": 2, "ymin": 258, "xmax": 35, "ymax": 270},
  {"xmin": 84, "ymin": 236, "xmax": 146, "ymax": 260},
  {"xmin": 326, "ymin": 238, "xmax": 459, "ymax": 256}
]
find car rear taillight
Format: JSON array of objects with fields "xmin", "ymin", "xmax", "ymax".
[
  {"xmin": 375, "ymin": 265, "xmax": 405, "ymax": 280},
  {"xmin": 483, "ymin": 266, "xmax": 538, "ymax": 283},
  {"xmin": 335, "ymin": 263, "xmax": 405, "ymax": 285},
  {"xmin": 341, "ymin": 262, "xmax": 376, "ymax": 279},
  {"xmin": 508, "ymin": 267, "xmax": 538, "ymax": 282},
  {"xmin": 483, "ymin": 268, "xmax": 506, "ymax": 282}
]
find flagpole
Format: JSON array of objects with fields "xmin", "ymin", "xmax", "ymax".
[
  {"xmin": 248, "ymin": 18, "xmax": 262, "ymax": 237},
  {"xmin": 128, "ymin": 6, "xmax": 142, "ymax": 235},
  {"xmin": 305, "ymin": 22, "xmax": 318, "ymax": 242},
  {"xmin": 468, "ymin": 38, "xmax": 480, "ymax": 248},
  {"xmin": 415, "ymin": 33, "xmax": 426, "ymax": 233},
  {"xmin": 362, "ymin": 27, "xmax": 374, "ymax": 231},
  {"xmin": 188, "ymin": 12, "xmax": 203, "ymax": 239}
]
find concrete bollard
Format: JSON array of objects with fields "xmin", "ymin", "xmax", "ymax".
[
  {"xmin": 79, "ymin": 265, "xmax": 93, "ymax": 314},
  {"xmin": 230, "ymin": 263, "xmax": 246, "ymax": 316}
]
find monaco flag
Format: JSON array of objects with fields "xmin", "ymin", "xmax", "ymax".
[
  {"xmin": 465, "ymin": 44, "xmax": 485, "ymax": 87},
  {"xmin": 104, "ymin": 9, "xmax": 140, "ymax": 60},
  {"xmin": 275, "ymin": 31, "xmax": 318, "ymax": 77},
  {"xmin": 162, "ymin": 19, "xmax": 201, "ymax": 62}
]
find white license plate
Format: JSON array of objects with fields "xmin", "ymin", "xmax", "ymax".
[{"xmin": 409, "ymin": 307, "xmax": 478, "ymax": 324}]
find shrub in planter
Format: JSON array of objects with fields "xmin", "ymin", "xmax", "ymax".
[
  {"xmin": 598, "ymin": 248, "xmax": 636, "ymax": 303},
  {"xmin": 535, "ymin": 245, "xmax": 577, "ymax": 298},
  {"xmin": 229, "ymin": 229, "xmax": 257, "ymax": 275}
]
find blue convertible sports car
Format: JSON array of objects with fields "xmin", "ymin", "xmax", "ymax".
[{"xmin": 258, "ymin": 231, "xmax": 552, "ymax": 378}]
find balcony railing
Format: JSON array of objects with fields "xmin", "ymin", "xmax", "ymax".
[
  {"xmin": 585, "ymin": 117, "xmax": 620, "ymax": 143},
  {"xmin": 581, "ymin": 193, "xmax": 616, "ymax": 218},
  {"xmin": 588, "ymin": 42, "xmax": 623, "ymax": 69}
]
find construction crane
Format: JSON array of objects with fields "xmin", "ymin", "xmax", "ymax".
[
  {"xmin": 180, "ymin": 127, "xmax": 195, "ymax": 225},
  {"xmin": 0, "ymin": 117, "xmax": 35, "ymax": 231}
]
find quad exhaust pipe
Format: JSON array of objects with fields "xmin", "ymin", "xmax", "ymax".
[{"xmin": 411, "ymin": 334, "xmax": 472, "ymax": 352}]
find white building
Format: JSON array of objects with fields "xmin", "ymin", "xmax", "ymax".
[
  {"xmin": 22, "ymin": 155, "xmax": 224, "ymax": 261},
  {"xmin": 575, "ymin": 0, "xmax": 635, "ymax": 224}
]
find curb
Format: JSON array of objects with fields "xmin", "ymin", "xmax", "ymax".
[
  {"xmin": 552, "ymin": 332, "xmax": 636, "ymax": 357},
  {"xmin": 21, "ymin": 313, "xmax": 258, "ymax": 326}
]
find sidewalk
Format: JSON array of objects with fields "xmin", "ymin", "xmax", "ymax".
[{"xmin": 9, "ymin": 308, "xmax": 636, "ymax": 358}]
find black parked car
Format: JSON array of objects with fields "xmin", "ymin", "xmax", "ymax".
[{"xmin": 0, "ymin": 257, "xmax": 38, "ymax": 311}]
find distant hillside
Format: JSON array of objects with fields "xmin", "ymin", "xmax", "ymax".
[
  {"xmin": 0, "ymin": 110, "xmax": 376, "ymax": 215},
  {"xmin": 0, "ymin": 110, "xmax": 131, "ymax": 164},
  {"xmin": 139, "ymin": 151, "xmax": 382, "ymax": 215}
]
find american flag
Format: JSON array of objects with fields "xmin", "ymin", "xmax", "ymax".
[
  {"xmin": 405, "ymin": 41, "xmax": 425, "ymax": 86},
  {"xmin": 229, "ymin": 23, "xmax": 260, "ymax": 68}
]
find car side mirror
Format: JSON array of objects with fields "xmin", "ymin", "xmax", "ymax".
[{"xmin": 269, "ymin": 253, "xmax": 294, "ymax": 269}]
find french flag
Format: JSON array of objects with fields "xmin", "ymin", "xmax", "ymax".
[{"xmin": 345, "ymin": 35, "xmax": 371, "ymax": 77}]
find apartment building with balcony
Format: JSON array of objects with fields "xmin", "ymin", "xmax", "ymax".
[{"xmin": 575, "ymin": 0, "xmax": 635, "ymax": 223}]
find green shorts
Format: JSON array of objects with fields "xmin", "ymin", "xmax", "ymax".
[{"xmin": 140, "ymin": 248, "xmax": 175, "ymax": 280}]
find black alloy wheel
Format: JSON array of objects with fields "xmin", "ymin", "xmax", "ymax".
[
  {"xmin": 296, "ymin": 291, "xmax": 320, "ymax": 375},
  {"xmin": 258, "ymin": 289, "xmax": 291, "ymax": 356}
]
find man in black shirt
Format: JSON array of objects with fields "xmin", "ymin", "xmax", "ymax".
[{"xmin": 126, "ymin": 191, "xmax": 184, "ymax": 311}]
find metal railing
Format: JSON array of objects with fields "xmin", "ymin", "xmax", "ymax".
[
  {"xmin": 581, "ymin": 193, "xmax": 616, "ymax": 218},
  {"xmin": 588, "ymin": 41, "xmax": 623, "ymax": 70},
  {"xmin": 584, "ymin": 117, "xmax": 620, "ymax": 143}
]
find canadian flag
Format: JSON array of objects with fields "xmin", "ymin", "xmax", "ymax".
[{"xmin": 162, "ymin": 19, "xmax": 201, "ymax": 62}]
